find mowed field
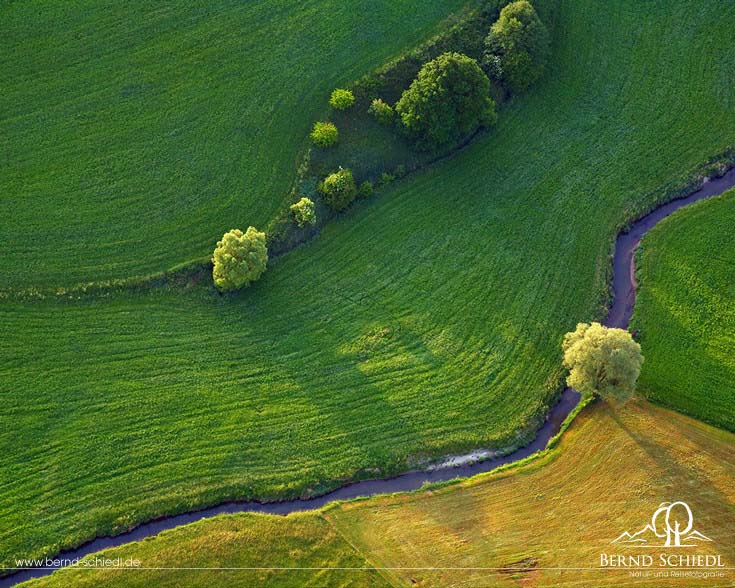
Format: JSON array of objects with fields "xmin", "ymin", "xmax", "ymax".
[
  {"xmin": 21, "ymin": 401, "xmax": 735, "ymax": 588},
  {"xmin": 21, "ymin": 514, "xmax": 392, "ymax": 588},
  {"xmin": 632, "ymin": 191, "xmax": 735, "ymax": 432},
  {"xmin": 2, "ymin": 0, "xmax": 735, "ymax": 571},
  {"xmin": 0, "ymin": 0, "xmax": 464, "ymax": 287}
]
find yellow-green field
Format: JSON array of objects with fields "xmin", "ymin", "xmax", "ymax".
[{"xmin": 23, "ymin": 400, "xmax": 735, "ymax": 588}]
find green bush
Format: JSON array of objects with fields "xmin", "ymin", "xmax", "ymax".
[
  {"xmin": 358, "ymin": 181, "xmax": 374, "ymax": 198},
  {"xmin": 395, "ymin": 52, "xmax": 497, "ymax": 152},
  {"xmin": 319, "ymin": 168, "xmax": 358, "ymax": 211},
  {"xmin": 212, "ymin": 227, "xmax": 268, "ymax": 292},
  {"xmin": 289, "ymin": 197, "xmax": 317, "ymax": 228},
  {"xmin": 310, "ymin": 121, "xmax": 338, "ymax": 147},
  {"xmin": 379, "ymin": 171, "xmax": 395, "ymax": 186},
  {"xmin": 368, "ymin": 98, "xmax": 394, "ymax": 124},
  {"xmin": 329, "ymin": 88, "xmax": 355, "ymax": 110},
  {"xmin": 484, "ymin": 0, "xmax": 550, "ymax": 93}
]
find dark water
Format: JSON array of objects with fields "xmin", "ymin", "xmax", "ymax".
[
  {"xmin": 605, "ymin": 167, "xmax": 735, "ymax": 329},
  {"xmin": 3, "ymin": 168, "xmax": 734, "ymax": 587}
]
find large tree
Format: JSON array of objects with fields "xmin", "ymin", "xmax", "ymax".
[
  {"xmin": 212, "ymin": 227, "xmax": 268, "ymax": 292},
  {"xmin": 485, "ymin": 0, "xmax": 550, "ymax": 93},
  {"xmin": 562, "ymin": 322, "xmax": 643, "ymax": 402},
  {"xmin": 395, "ymin": 52, "xmax": 497, "ymax": 152}
]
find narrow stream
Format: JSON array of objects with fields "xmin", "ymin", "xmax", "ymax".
[{"xmin": 3, "ymin": 167, "xmax": 734, "ymax": 587}]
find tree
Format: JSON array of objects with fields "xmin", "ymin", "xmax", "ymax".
[
  {"xmin": 290, "ymin": 197, "xmax": 316, "ymax": 227},
  {"xmin": 561, "ymin": 322, "xmax": 643, "ymax": 402},
  {"xmin": 395, "ymin": 52, "xmax": 497, "ymax": 152},
  {"xmin": 485, "ymin": 0, "xmax": 550, "ymax": 93},
  {"xmin": 329, "ymin": 88, "xmax": 355, "ymax": 110},
  {"xmin": 310, "ymin": 121, "xmax": 338, "ymax": 147},
  {"xmin": 319, "ymin": 167, "xmax": 357, "ymax": 211},
  {"xmin": 212, "ymin": 227, "xmax": 268, "ymax": 292}
]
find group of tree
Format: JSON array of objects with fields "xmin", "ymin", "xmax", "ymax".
[
  {"xmin": 389, "ymin": 0, "xmax": 548, "ymax": 152},
  {"xmin": 213, "ymin": 1, "xmax": 552, "ymax": 293}
]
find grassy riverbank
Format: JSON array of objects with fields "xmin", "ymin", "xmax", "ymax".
[{"xmin": 632, "ymin": 190, "xmax": 735, "ymax": 431}]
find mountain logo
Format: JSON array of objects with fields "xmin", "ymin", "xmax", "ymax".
[{"xmin": 612, "ymin": 502, "xmax": 712, "ymax": 548}]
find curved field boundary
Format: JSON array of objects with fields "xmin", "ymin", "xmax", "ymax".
[{"xmin": 4, "ymin": 166, "xmax": 734, "ymax": 587}]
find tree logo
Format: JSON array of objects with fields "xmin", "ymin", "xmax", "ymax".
[{"xmin": 612, "ymin": 502, "xmax": 712, "ymax": 548}]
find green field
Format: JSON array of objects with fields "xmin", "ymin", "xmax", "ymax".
[
  {"xmin": 3, "ymin": 0, "xmax": 735, "ymax": 572},
  {"xmin": 21, "ymin": 401, "xmax": 735, "ymax": 588},
  {"xmin": 0, "ymin": 0, "xmax": 464, "ymax": 288},
  {"xmin": 632, "ymin": 191, "xmax": 735, "ymax": 431}
]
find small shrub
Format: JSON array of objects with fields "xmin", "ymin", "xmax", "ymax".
[
  {"xmin": 212, "ymin": 227, "xmax": 268, "ymax": 292},
  {"xmin": 310, "ymin": 121, "xmax": 338, "ymax": 148},
  {"xmin": 395, "ymin": 52, "xmax": 497, "ymax": 152},
  {"xmin": 379, "ymin": 171, "xmax": 395, "ymax": 186},
  {"xmin": 393, "ymin": 164, "xmax": 406, "ymax": 178},
  {"xmin": 485, "ymin": 0, "xmax": 550, "ymax": 93},
  {"xmin": 290, "ymin": 197, "xmax": 317, "ymax": 227},
  {"xmin": 358, "ymin": 181, "xmax": 374, "ymax": 198},
  {"xmin": 329, "ymin": 88, "xmax": 355, "ymax": 110},
  {"xmin": 319, "ymin": 168, "xmax": 357, "ymax": 211},
  {"xmin": 368, "ymin": 98, "xmax": 394, "ymax": 124}
]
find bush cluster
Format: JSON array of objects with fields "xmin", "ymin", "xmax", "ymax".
[
  {"xmin": 329, "ymin": 88, "xmax": 355, "ymax": 110},
  {"xmin": 396, "ymin": 52, "xmax": 497, "ymax": 152},
  {"xmin": 319, "ymin": 168, "xmax": 358, "ymax": 211},
  {"xmin": 358, "ymin": 181, "xmax": 374, "ymax": 198},
  {"xmin": 212, "ymin": 227, "xmax": 268, "ymax": 292},
  {"xmin": 290, "ymin": 197, "xmax": 317, "ymax": 227},
  {"xmin": 310, "ymin": 121, "xmax": 338, "ymax": 147}
]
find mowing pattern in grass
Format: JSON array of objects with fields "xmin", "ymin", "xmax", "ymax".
[
  {"xmin": 2, "ymin": 0, "xmax": 735, "ymax": 570},
  {"xmin": 0, "ymin": 0, "xmax": 464, "ymax": 288},
  {"xmin": 21, "ymin": 401, "xmax": 735, "ymax": 588},
  {"xmin": 632, "ymin": 191, "xmax": 735, "ymax": 432}
]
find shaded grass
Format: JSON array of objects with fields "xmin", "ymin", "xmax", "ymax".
[
  {"xmin": 631, "ymin": 190, "xmax": 735, "ymax": 431},
  {"xmin": 3, "ymin": 0, "xmax": 735, "ymax": 571},
  {"xmin": 21, "ymin": 401, "xmax": 735, "ymax": 588},
  {"xmin": 0, "ymin": 0, "xmax": 465, "ymax": 288}
]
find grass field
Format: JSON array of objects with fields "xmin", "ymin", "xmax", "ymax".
[
  {"xmin": 632, "ymin": 190, "xmax": 735, "ymax": 432},
  {"xmin": 21, "ymin": 401, "xmax": 735, "ymax": 588},
  {"xmin": 0, "ymin": 0, "xmax": 464, "ymax": 288},
  {"xmin": 3, "ymin": 0, "xmax": 735, "ymax": 571}
]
